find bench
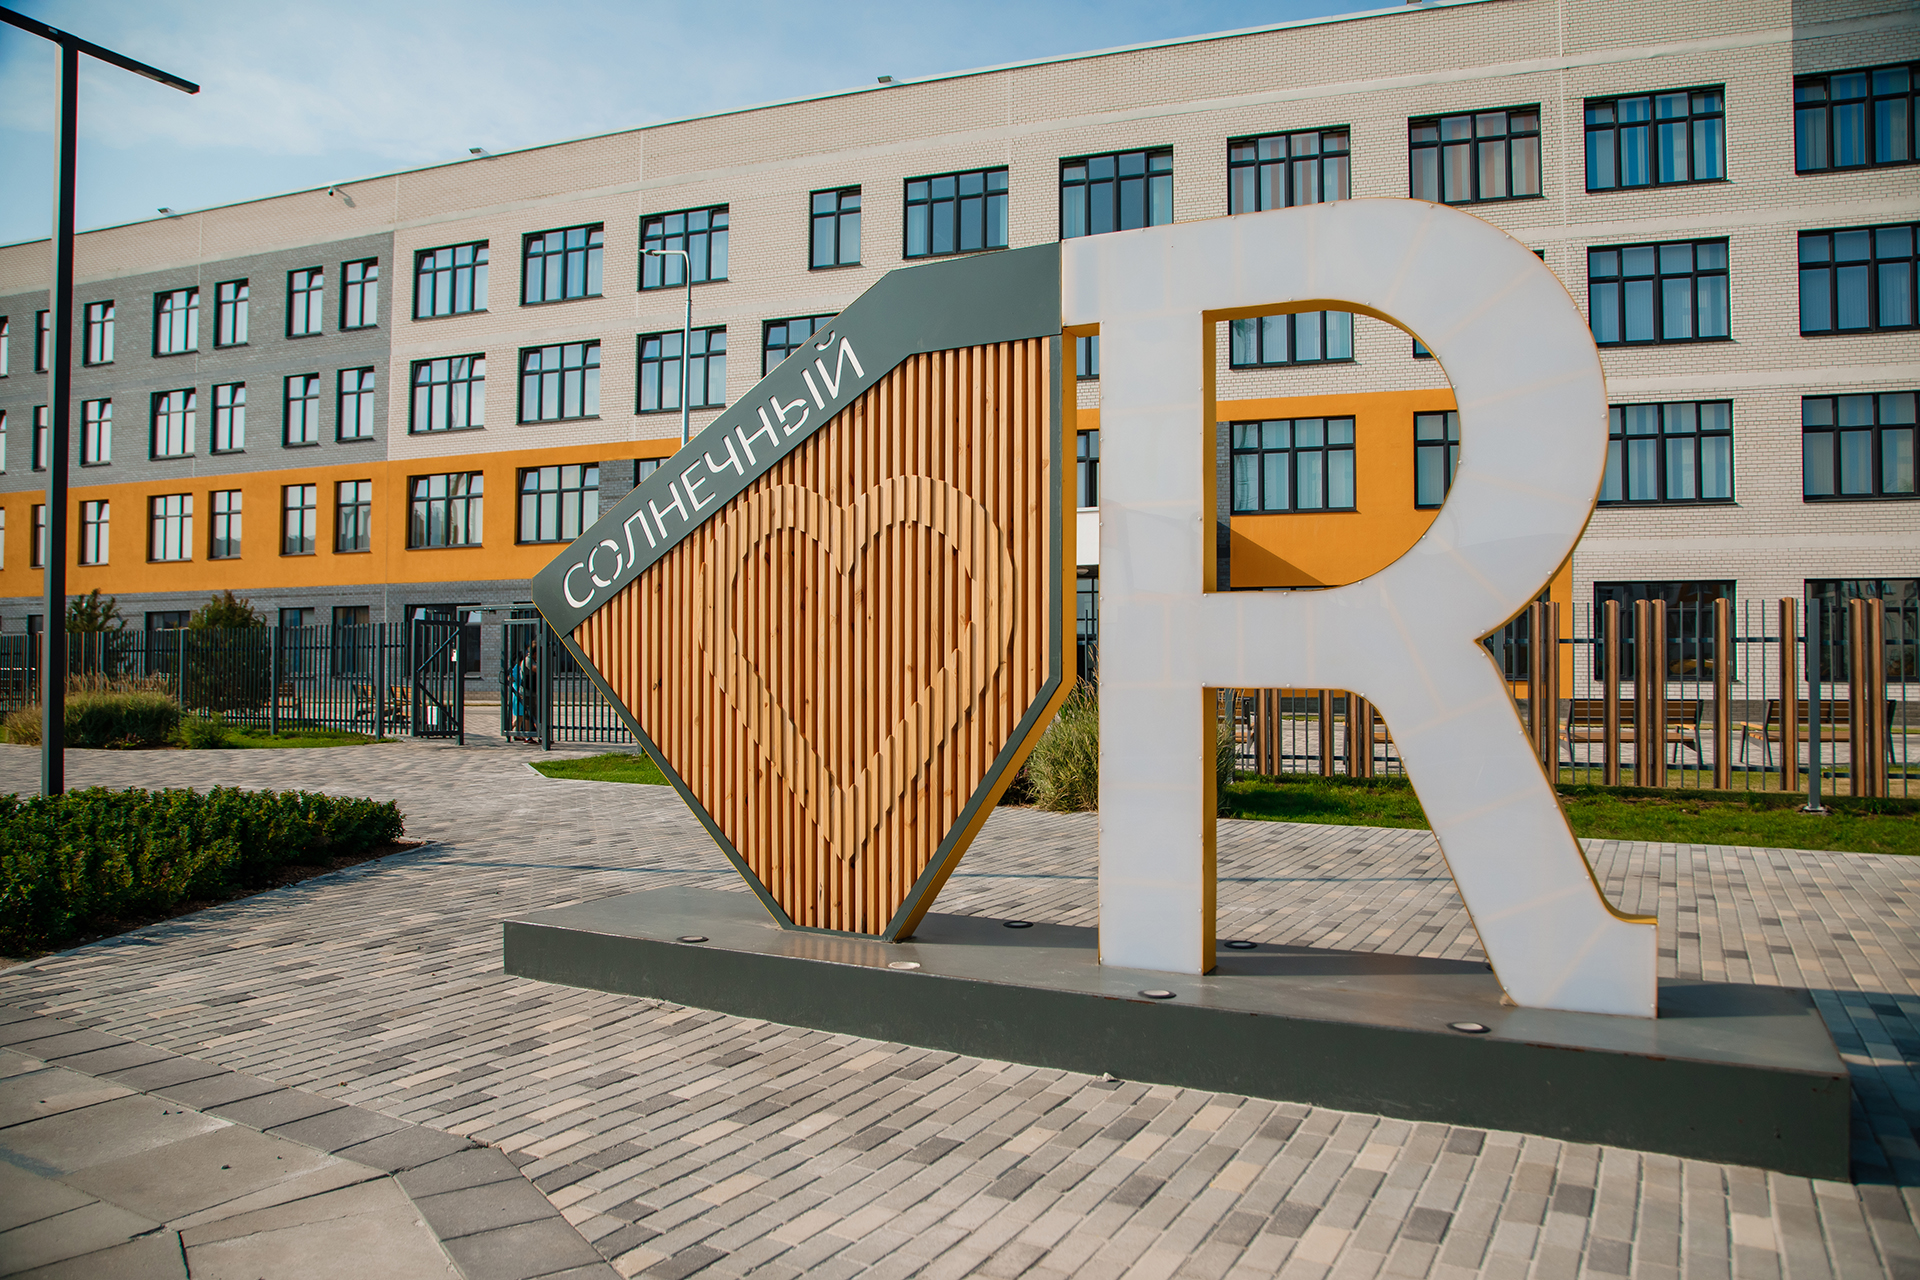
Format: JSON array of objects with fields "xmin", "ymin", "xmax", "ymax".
[
  {"xmin": 1561, "ymin": 698, "xmax": 1702, "ymax": 765},
  {"xmin": 272, "ymin": 680, "xmax": 304, "ymax": 724},
  {"xmin": 1737, "ymin": 699, "xmax": 1899, "ymax": 766}
]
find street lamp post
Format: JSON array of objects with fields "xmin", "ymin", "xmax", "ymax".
[
  {"xmin": 0, "ymin": 7, "xmax": 198, "ymax": 797},
  {"xmin": 643, "ymin": 248, "xmax": 694, "ymax": 447}
]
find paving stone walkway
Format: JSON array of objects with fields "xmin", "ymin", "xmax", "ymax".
[{"xmin": 0, "ymin": 735, "xmax": 1915, "ymax": 1280}]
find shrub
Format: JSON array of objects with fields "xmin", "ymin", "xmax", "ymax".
[
  {"xmin": 7, "ymin": 690, "xmax": 183, "ymax": 749},
  {"xmin": 190, "ymin": 591, "xmax": 265, "ymax": 630},
  {"xmin": 178, "ymin": 713, "xmax": 234, "ymax": 749},
  {"xmin": 0, "ymin": 786, "xmax": 405, "ymax": 953},
  {"xmin": 1021, "ymin": 681, "xmax": 1236, "ymax": 814}
]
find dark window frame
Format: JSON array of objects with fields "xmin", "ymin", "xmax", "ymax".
[
  {"xmin": 282, "ymin": 483, "xmax": 318, "ymax": 555},
  {"xmin": 517, "ymin": 463, "xmax": 600, "ymax": 544},
  {"xmin": 1409, "ymin": 106, "xmax": 1542, "ymax": 205},
  {"xmin": 762, "ymin": 315, "xmax": 835, "ymax": 376},
  {"xmin": 1414, "ymin": 410, "xmax": 1460, "ymax": 509},
  {"xmin": 1074, "ymin": 334, "xmax": 1100, "ymax": 380},
  {"xmin": 336, "ymin": 479, "xmax": 372, "ymax": 553},
  {"xmin": 337, "ymin": 366, "xmax": 377, "ymax": 441},
  {"xmin": 903, "ymin": 168, "xmax": 1008, "ymax": 259},
  {"xmin": 1229, "ymin": 417, "xmax": 1358, "ymax": 514},
  {"xmin": 1798, "ymin": 223, "xmax": 1917, "ymax": 335},
  {"xmin": 1584, "ymin": 87, "xmax": 1726, "ymax": 191},
  {"xmin": 1227, "ymin": 129, "xmax": 1350, "ymax": 213},
  {"xmin": 522, "ymin": 224, "xmax": 604, "ymax": 304},
  {"xmin": 83, "ymin": 299, "xmax": 114, "ymax": 365},
  {"xmin": 211, "ymin": 382, "xmax": 245, "ymax": 454},
  {"xmin": 1795, "ymin": 63, "xmax": 1918, "ymax": 173},
  {"xmin": 408, "ymin": 472, "xmax": 485, "ymax": 548},
  {"xmin": 415, "ymin": 242, "xmax": 488, "ymax": 318},
  {"xmin": 214, "ymin": 279, "xmax": 248, "ymax": 346},
  {"xmin": 517, "ymin": 342, "xmax": 601, "ymax": 422},
  {"xmin": 209, "ymin": 489, "xmax": 241, "ymax": 560},
  {"xmin": 1229, "ymin": 311, "xmax": 1355, "ymax": 367},
  {"xmin": 150, "ymin": 388, "xmax": 195, "ymax": 459},
  {"xmin": 1802, "ymin": 391, "xmax": 1916, "ymax": 501},
  {"xmin": 341, "ymin": 258, "xmax": 379, "ymax": 330},
  {"xmin": 149, "ymin": 492, "xmax": 192, "ymax": 563},
  {"xmin": 411, "ymin": 355, "xmax": 486, "ymax": 433},
  {"xmin": 284, "ymin": 373, "xmax": 321, "ymax": 447},
  {"xmin": 1587, "ymin": 238, "xmax": 1731, "ymax": 345},
  {"xmin": 638, "ymin": 326, "xmax": 726, "ymax": 413},
  {"xmin": 1076, "ymin": 430, "xmax": 1099, "ymax": 508},
  {"xmin": 641, "ymin": 207, "xmax": 728, "ymax": 288},
  {"xmin": 81, "ymin": 397, "xmax": 111, "ymax": 466},
  {"xmin": 79, "ymin": 499, "xmax": 109, "ymax": 566},
  {"xmin": 1805, "ymin": 578, "xmax": 1918, "ymax": 682},
  {"xmin": 153, "ymin": 287, "xmax": 198, "ymax": 355},
  {"xmin": 810, "ymin": 188, "xmax": 862, "ymax": 269},
  {"xmin": 1592, "ymin": 580, "xmax": 1735, "ymax": 680},
  {"xmin": 1601, "ymin": 400, "xmax": 1735, "ymax": 505},
  {"xmin": 287, "ymin": 268, "xmax": 324, "ymax": 337},
  {"xmin": 1060, "ymin": 149, "xmax": 1173, "ymax": 239}
]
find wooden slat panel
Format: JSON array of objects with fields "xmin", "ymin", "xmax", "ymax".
[{"xmin": 574, "ymin": 340, "xmax": 1052, "ymax": 934}]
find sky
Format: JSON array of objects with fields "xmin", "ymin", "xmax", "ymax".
[{"xmin": 0, "ymin": 0, "xmax": 1376, "ymax": 248}]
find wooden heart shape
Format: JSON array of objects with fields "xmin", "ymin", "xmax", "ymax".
[{"xmin": 699, "ymin": 476, "xmax": 1015, "ymax": 867}]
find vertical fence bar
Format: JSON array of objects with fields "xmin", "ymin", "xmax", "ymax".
[
  {"xmin": 540, "ymin": 624, "xmax": 554, "ymax": 752},
  {"xmin": 1346, "ymin": 695, "xmax": 1372, "ymax": 779},
  {"xmin": 1778, "ymin": 599, "xmax": 1798, "ymax": 794},
  {"xmin": 1713, "ymin": 597, "xmax": 1731, "ymax": 790},
  {"xmin": 1806, "ymin": 598, "xmax": 1824, "ymax": 812},
  {"xmin": 1317, "ymin": 690, "xmax": 1334, "ymax": 776},
  {"xmin": 1603, "ymin": 600, "xmax": 1621, "ymax": 786},
  {"xmin": 1851, "ymin": 598, "xmax": 1886, "ymax": 798},
  {"xmin": 268, "ymin": 627, "xmax": 280, "ymax": 736}
]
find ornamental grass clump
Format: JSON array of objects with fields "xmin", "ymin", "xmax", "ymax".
[
  {"xmin": 1021, "ymin": 681, "xmax": 1237, "ymax": 814},
  {"xmin": 5, "ymin": 686, "xmax": 183, "ymax": 748},
  {"xmin": 0, "ymin": 786, "xmax": 404, "ymax": 953}
]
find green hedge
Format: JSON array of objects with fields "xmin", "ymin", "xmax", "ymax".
[
  {"xmin": 0, "ymin": 787, "xmax": 404, "ymax": 953},
  {"xmin": 6, "ymin": 691, "xmax": 183, "ymax": 748}
]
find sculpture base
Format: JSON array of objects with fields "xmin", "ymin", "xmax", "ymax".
[{"xmin": 503, "ymin": 887, "xmax": 1849, "ymax": 1178}]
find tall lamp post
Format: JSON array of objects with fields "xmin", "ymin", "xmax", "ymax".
[
  {"xmin": 0, "ymin": 8, "xmax": 197, "ymax": 797},
  {"xmin": 643, "ymin": 248, "xmax": 694, "ymax": 447}
]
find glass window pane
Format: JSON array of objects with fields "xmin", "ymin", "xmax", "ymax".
[
  {"xmin": 1835, "ymin": 264, "xmax": 1872, "ymax": 328},
  {"xmin": 1696, "ymin": 276, "xmax": 1729, "ymax": 338},
  {"xmin": 1801, "ymin": 268, "xmax": 1832, "ymax": 331},
  {"xmin": 1624, "ymin": 280, "xmax": 1655, "ymax": 341},
  {"xmin": 1665, "ymin": 437, "xmax": 1696, "ymax": 499},
  {"xmin": 1662, "ymin": 277, "xmax": 1694, "ymax": 339},
  {"xmin": 1878, "ymin": 261, "xmax": 1914, "ymax": 327},
  {"xmin": 1327, "ymin": 450, "xmax": 1355, "ymax": 508},
  {"xmin": 1839, "ymin": 430, "xmax": 1874, "ymax": 493},
  {"xmin": 1263, "ymin": 452, "xmax": 1289, "ymax": 512},
  {"xmin": 1232, "ymin": 455, "xmax": 1256, "ymax": 511},
  {"xmin": 1881, "ymin": 428, "xmax": 1915, "ymax": 493},
  {"xmin": 1627, "ymin": 439, "xmax": 1659, "ymax": 500},
  {"xmin": 1295, "ymin": 451, "xmax": 1323, "ymax": 510}
]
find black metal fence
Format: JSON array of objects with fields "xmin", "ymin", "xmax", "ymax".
[{"xmin": 499, "ymin": 619, "xmax": 636, "ymax": 747}]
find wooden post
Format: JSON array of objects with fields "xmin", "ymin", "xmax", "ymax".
[
  {"xmin": 1318, "ymin": 689, "xmax": 1335, "ymax": 776},
  {"xmin": 1648, "ymin": 599, "xmax": 1668, "ymax": 788},
  {"xmin": 1712, "ymin": 596, "xmax": 1732, "ymax": 790},
  {"xmin": 1778, "ymin": 598, "xmax": 1798, "ymax": 793},
  {"xmin": 1347, "ymin": 695, "xmax": 1374, "ymax": 779},
  {"xmin": 1603, "ymin": 599, "xmax": 1621, "ymax": 786},
  {"xmin": 1850, "ymin": 598, "xmax": 1886, "ymax": 798},
  {"xmin": 1527, "ymin": 601, "xmax": 1548, "ymax": 771}
]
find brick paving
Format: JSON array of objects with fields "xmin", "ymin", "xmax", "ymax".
[{"xmin": 0, "ymin": 734, "xmax": 1916, "ymax": 1279}]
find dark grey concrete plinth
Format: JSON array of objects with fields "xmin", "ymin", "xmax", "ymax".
[{"xmin": 503, "ymin": 887, "xmax": 1850, "ymax": 1178}]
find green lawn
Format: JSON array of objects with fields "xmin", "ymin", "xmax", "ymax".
[
  {"xmin": 531, "ymin": 752, "xmax": 670, "ymax": 785},
  {"xmin": 225, "ymin": 726, "xmax": 377, "ymax": 749},
  {"xmin": 1224, "ymin": 773, "xmax": 1920, "ymax": 857}
]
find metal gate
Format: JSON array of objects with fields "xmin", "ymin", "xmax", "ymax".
[
  {"xmin": 500, "ymin": 618, "xmax": 635, "ymax": 747},
  {"xmin": 411, "ymin": 613, "xmax": 470, "ymax": 742}
]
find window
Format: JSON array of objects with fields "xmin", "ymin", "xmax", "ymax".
[
  {"xmin": 1806, "ymin": 579, "xmax": 1918, "ymax": 682},
  {"xmin": 0, "ymin": 510, "xmax": 6, "ymax": 568},
  {"xmin": 83, "ymin": 301, "xmax": 114, "ymax": 364},
  {"xmin": 1803, "ymin": 392, "xmax": 1916, "ymax": 500},
  {"xmin": 1228, "ymin": 129, "xmax": 1350, "ymax": 212},
  {"xmin": 637, "ymin": 458, "xmax": 662, "ymax": 482},
  {"xmin": 155, "ymin": 288, "xmax": 198, "ymax": 354},
  {"xmin": 1588, "ymin": 240, "xmax": 1729, "ymax": 344},
  {"xmin": 337, "ymin": 367, "xmax": 377, "ymax": 440},
  {"xmin": 523, "ymin": 224, "xmax": 603, "ymax": 303},
  {"xmin": 82, "ymin": 399, "xmax": 111, "ymax": 465},
  {"xmin": 31, "ymin": 505, "xmax": 45, "ymax": 567},
  {"xmin": 1601, "ymin": 401, "xmax": 1733, "ymax": 504},
  {"xmin": 285, "ymin": 374, "xmax": 320, "ymax": 445},
  {"xmin": 1593, "ymin": 581, "xmax": 1733, "ymax": 679},
  {"xmin": 34, "ymin": 311, "xmax": 48, "ymax": 371},
  {"xmin": 415, "ymin": 243, "xmax": 487, "ymax": 317},
  {"xmin": 288, "ymin": 268, "xmax": 323, "ymax": 336},
  {"xmin": 210, "ymin": 490, "xmax": 241, "ymax": 559},
  {"xmin": 151, "ymin": 389, "xmax": 195, "ymax": 458},
  {"xmin": 1229, "ymin": 312, "xmax": 1353, "ymax": 365},
  {"xmin": 1, "ymin": 315, "xmax": 8, "ymax": 376},
  {"xmin": 518, "ymin": 464, "xmax": 599, "ymax": 543},
  {"xmin": 1076, "ymin": 431, "xmax": 1099, "ymax": 508},
  {"xmin": 904, "ymin": 168, "xmax": 1008, "ymax": 258},
  {"xmin": 279, "ymin": 607, "xmax": 313, "ymax": 631},
  {"xmin": 1075, "ymin": 334, "xmax": 1100, "ymax": 379},
  {"xmin": 1061, "ymin": 150, "xmax": 1172, "ymax": 238},
  {"xmin": 810, "ymin": 188, "xmax": 861, "ymax": 268},
  {"xmin": 1414, "ymin": 411, "xmax": 1460, "ymax": 508},
  {"xmin": 1076, "ymin": 568, "xmax": 1099, "ymax": 682},
  {"xmin": 147, "ymin": 611, "xmax": 190, "ymax": 632},
  {"xmin": 641, "ymin": 207, "xmax": 727, "ymax": 286},
  {"xmin": 32, "ymin": 406, "xmax": 48, "ymax": 471},
  {"xmin": 212, "ymin": 383, "xmax": 245, "ymax": 452},
  {"xmin": 215, "ymin": 279, "xmax": 248, "ymax": 346},
  {"xmin": 80, "ymin": 500, "xmax": 108, "ymax": 565},
  {"xmin": 283, "ymin": 484, "xmax": 317, "ymax": 554},
  {"xmin": 638, "ymin": 327, "xmax": 726, "ymax": 411},
  {"xmin": 1585, "ymin": 89, "xmax": 1725, "ymax": 190},
  {"xmin": 1230, "ymin": 418, "xmax": 1356, "ymax": 513},
  {"xmin": 331, "ymin": 260, "xmax": 377, "ymax": 332},
  {"xmin": 411, "ymin": 356, "xmax": 486, "ymax": 432},
  {"xmin": 1799, "ymin": 224, "xmax": 1916, "ymax": 334},
  {"xmin": 0, "ymin": 409, "xmax": 7, "ymax": 472},
  {"xmin": 1795, "ymin": 64, "xmax": 1917, "ymax": 172},
  {"xmin": 762, "ymin": 315, "xmax": 835, "ymax": 375},
  {"xmin": 336, "ymin": 480, "xmax": 372, "ymax": 552},
  {"xmin": 518, "ymin": 343, "xmax": 599, "ymax": 421},
  {"xmin": 150, "ymin": 494, "xmax": 192, "ymax": 562},
  {"xmin": 1409, "ymin": 108, "xmax": 1542, "ymax": 204},
  {"xmin": 409, "ymin": 472, "xmax": 484, "ymax": 547}
]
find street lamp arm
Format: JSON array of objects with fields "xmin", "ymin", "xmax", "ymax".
[{"xmin": 0, "ymin": 7, "xmax": 200, "ymax": 93}]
